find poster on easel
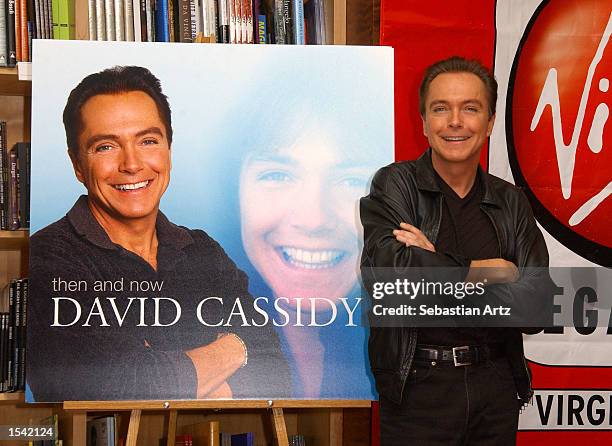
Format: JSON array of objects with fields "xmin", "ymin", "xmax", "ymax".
[{"xmin": 25, "ymin": 41, "xmax": 394, "ymax": 402}]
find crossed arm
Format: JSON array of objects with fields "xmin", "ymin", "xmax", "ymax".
[{"xmin": 393, "ymin": 222, "xmax": 519, "ymax": 285}]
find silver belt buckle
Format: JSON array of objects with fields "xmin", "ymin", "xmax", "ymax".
[{"xmin": 452, "ymin": 346, "xmax": 471, "ymax": 367}]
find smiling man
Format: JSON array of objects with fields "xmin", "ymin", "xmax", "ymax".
[
  {"xmin": 27, "ymin": 66, "xmax": 288, "ymax": 401},
  {"xmin": 360, "ymin": 57, "xmax": 551, "ymax": 445}
]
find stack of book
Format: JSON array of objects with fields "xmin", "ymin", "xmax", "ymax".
[
  {"xmin": 0, "ymin": 0, "xmax": 74, "ymax": 65},
  {"xmin": 0, "ymin": 122, "xmax": 30, "ymax": 231},
  {"xmin": 0, "ymin": 278, "xmax": 28, "ymax": 393},
  {"xmin": 87, "ymin": 0, "xmax": 326, "ymax": 44}
]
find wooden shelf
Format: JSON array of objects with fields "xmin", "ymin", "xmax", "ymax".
[
  {"xmin": 0, "ymin": 391, "xmax": 25, "ymax": 402},
  {"xmin": 0, "ymin": 229, "xmax": 29, "ymax": 239},
  {"xmin": 0, "ymin": 67, "xmax": 31, "ymax": 97}
]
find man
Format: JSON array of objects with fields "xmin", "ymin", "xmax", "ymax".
[
  {"xmin": 27, "ymin": 66, "xmax": 288, "ymax": 401},
  {"xmin": 360, "ymin": 57, "xmax": 551, "ymax": 445}
]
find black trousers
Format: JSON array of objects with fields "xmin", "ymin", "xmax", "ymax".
[{"xmin": 379, "ymin": 357, "xmax": 520, "ymax": 446}]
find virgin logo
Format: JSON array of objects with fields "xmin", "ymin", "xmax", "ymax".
[{"xmin": 507, "ymin": 0, "xmax": 611, "ymax": 266}]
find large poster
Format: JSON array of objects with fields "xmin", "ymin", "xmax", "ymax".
[
  {"xmin": 26, "ymin": 41, "xmax": 394, "ymax": 402},
  {"xmin": 381, "ymin": 0, "xmax": 611, "ymax": 443}
]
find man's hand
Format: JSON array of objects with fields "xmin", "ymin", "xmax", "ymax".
[
  {"xmin": 393, "ymin": 222, "xmax": 436, "ymax": 252},
  {"xmin": 466, "ymin": 258, "xmax": 519, "ymax": 284},
  {"xmin": 185, "ymin": 333, "xmax": 246, "ymax": 398}
]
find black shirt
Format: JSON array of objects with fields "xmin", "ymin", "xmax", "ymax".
[
  {"xmin": 418, "ymin": 171, "xmax": 505, "ymax": 346},
  {"xmin": 27, "ymin": 196, "xmax": 289, "ymax": 401}
]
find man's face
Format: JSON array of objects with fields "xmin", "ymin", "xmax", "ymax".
[
  {"xmin": 71, "ymin": 91, "xmax": 171, "ymax": 225},
  {"xmin": 422, "ymin": 72, "xmax": 495, "ymax": 168},
  {"xmin": 239, "ymin": 126, "xmax": 370, "ymax": 310}
]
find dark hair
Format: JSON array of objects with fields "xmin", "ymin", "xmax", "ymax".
[
  {"xmin": 63, "ymin": 66, "xmax": 173, "ymax": 158},
  {"xmin": 418, "ymin": 56, "xmax": 497, "ymax": 117}
]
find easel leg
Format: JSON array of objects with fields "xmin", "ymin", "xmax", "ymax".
[
  {"xmin": 272, "ymin": 408, "xmax": 289, "ymax": 446},
  {"xmin": 329, "ymin": 409, "xmax": 343, "ymax": 446},
  {"xmin": 126, "ymin": 409, "xmax": 142, "ymax": 446},
  {"xmin": 167, "ymin": 410, "xmax": 178, "ymax": 446}
]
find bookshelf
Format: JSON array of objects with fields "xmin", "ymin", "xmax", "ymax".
[{"xmin": 0, "ymin": 1, "xmax": 382, "ymax": 444}]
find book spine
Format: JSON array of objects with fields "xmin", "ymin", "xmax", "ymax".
[
  {"xmin": 191, "ymin": 0, "xmax": 200, "ymax": 40},
  {"xmin": 58, "ymin": 0, "xmax": 75, "ymax": 39},
  {"xmin": 51, "ymin": 0, "xmax": 59, "ymax": 38},
  {"xmin": 228, "ymin": 0, "xmax": 236, "ymax": 43},
  {"xmin": 207, "ymin": 0, "xmax": 216, "ymax": 40},
  {"xmin": 8, "ymin": 149, "xmax": 18, "ymax": 229},
  {"xmin": 177, "ymin": 0, "xmax": 191, "ymax": 42},
  {"xmin": 138, "ymin": 0, "xmax": 146, "ymax": 40},
  {"xmin": 124, "ymin": 0, "xmax": 134, "ymax": 40},
  {"xmin": 27, "ymin": 0, "xmax": 36, "ymax": 40},
  {"xmin": 6, "ymin": 0, "xmax": 16, "ymax": 65},
  {"xmin": 104, "ymin": 0, "xmax": 115, "ymax": 40},
  {"xmin": 144, "ymin": 0, "xmax": 153, "ymax": 41},
  {"xmin": 291, "ymin": 0, "xmax": 303, "ymax": 44},
  {"xmin": 0, "ymin": 313, "xmax": 6, "ymax": 391},
  {"xmin": 19, "ymin": 0, "xmax": 30, "ymax": 58},
  {"xmin": 154, "ymin": 0, "xmax": 168, "ymax": 41},
  {"xmin": 17, "ymin": 280, "xmax": 27, "ymax": 390},
  {"xmin": 7, "ymin": 281, "xmax": 15, "ymax": 391},
  {"xmin": 88, "ymin": 0, "xmax": 97, "ymax": 39},
  {"xmin": 16, "ymin": 143, "xmax": 29, "ymax": 229},
  {"xmin": 95, "ymin": 0, "xmax": 106, "ymax": 39},
  {"xmin": 43, "ymin": 0, "xmax": 51, "ymax": 38},
  {"xmin": 131, "ymin": 0, "xmax": 140, "ymax": 40},
  {"xmin": 167, "ymin": 0, "xmax": 174, "ymax": 41},
  {"xmin": 33, "ymin": 0, "xmax": 42, "ymax": 40},
  {"xmin": 14, "ymin": 0, "xmax": 22, "ymax": 60},
  {"xmin": 217, "ymin": 0, "xmax": 228, "ymax": 43},
  {"xmin": 114, "ymin": 0, "xmax": 124, "ymax": 40},
  {"xmin": 0, "ymin": 122, "xmax": 6, "ymax": 229}
]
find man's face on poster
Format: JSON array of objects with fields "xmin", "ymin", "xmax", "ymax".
[
  {"xmin": 71, "ymin": 91, "xmax": 171, "ymax": 225},
  {"xmin": 239, "ymin": 126, "xmax": 371, "ymax": 309}
]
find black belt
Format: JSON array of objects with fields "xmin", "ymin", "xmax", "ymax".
[{"xmin": 414, "ymin": 343, "xmax": 505, "ymax": 367}]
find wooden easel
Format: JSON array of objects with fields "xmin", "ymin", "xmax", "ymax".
[{"xmin": 64, "ymin": 399, "xmax": 370, "ymax": 446}]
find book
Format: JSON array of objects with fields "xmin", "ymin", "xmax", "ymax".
[
  {"xmin": 104, "ymin": 0, "xmax": 115, "ymax": 40},
  {"xmin": 124, "ymin": 0, "xmax": 134, "ymax": 40},
  {"xmin": 0, "ymin": 122, "xmax": 6, "ymax": 229},
  {"xmin": 166, "ymin": 0, "xmax": 175, "ymax": 41},
  {"xmin": 95, "ymin": 0, "xmax": 107, "ymax": 40},
  {"xmin": 20, "ymin": 0, "xmax": 28, "ymax": 60},
  {"xmin": 217, "ymin": 0, "xmax": 229, "ymax": 43},
  {"xmin": 177, "ymin": 0, "xmax": 191, "ymax": 42},
  {"xmin": 114, "ymin": 0, "xmax": 125, "ymax": 40},
  {"xmin": 291, "ymin": 0, "xmax": 303, "ymax": 44},
  {"xmin": 230, "ymin": 432, "xmax": 254, "ymax": 446},
  {"xmin": 0, "ymin": 0, "xmax": 7, "ymax": 66},
  {"xmin": 131, "ymin": 0, "xmax": 140, "ymax": 40},
  {"xmin": 88, "ymin": 0, "xmax": 97, "ymax": 39},
  {"xmin": 155, "ymin": 0, "xmax": 169, "ymax": 41},
  {"xmin": 87, "ymin": 415, "xmax": 115, "ymax": 446},
  {"xmin": 16, "ymin": 143, "xmax": 30, "ymax": 229},
  {"xmin": 7, "ymin": 148, "xmax": 19, "ymax": 230},
  {"xmin": 6, "ymin": 0, "xmax": 16, "ymax": 65},
  {"xmin": 58, "ymin": 0, "xmax": 76, "ymax": 40},
  {"xmin": 144, "ymin": 0, "xmax": 154, "ymax": 41}
]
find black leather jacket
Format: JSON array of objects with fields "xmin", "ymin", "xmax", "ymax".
[{"xmin": 359, "ymin": 150, "xmax": 551, "ymax": 406}]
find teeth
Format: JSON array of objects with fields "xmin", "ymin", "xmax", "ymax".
[
  {"xmin": 280, "ymin": 247, "xmax": 345, "ymax": 269},
  {"xmin": 114, "ymin": 180, "xmax": 150, "ymax": 191},
  {"xmin": 443, "ymin": 136, "xmax": 469, "ymax": 141}
]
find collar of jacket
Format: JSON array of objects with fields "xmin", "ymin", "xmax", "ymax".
[{"xmin": 415, "ymin": 148, "xmax": 503, "ymax": 208}]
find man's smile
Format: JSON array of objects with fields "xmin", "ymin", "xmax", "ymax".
[
  {"xmin": 278, "ymin": 246, "xmax": 347, "ymax": 269},
  {"xmin": 112, "ymin": 180, "xmax": 151, "ymax": 191}
]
